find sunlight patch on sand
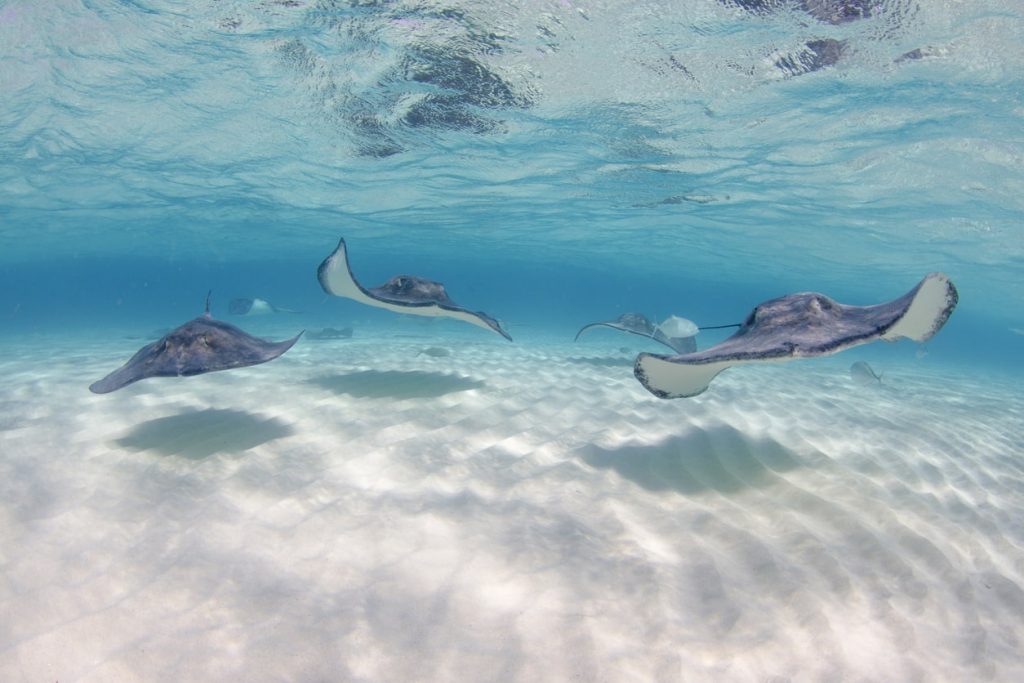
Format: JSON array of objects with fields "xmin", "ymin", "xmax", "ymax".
[{"xmin": 1, "ymin": 337, "xmax": 1022, "ymax": 681}]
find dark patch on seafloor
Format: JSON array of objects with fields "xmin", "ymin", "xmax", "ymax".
[
  {"xmin": 308, "ymin": 369, "xmax": 485, "ymax": 400},
  {"xmin": 114, "ymin": 408, "xmax": 294, "ymax": 459},
  {"xmin": 579, "ymin": 424, "xmax": 808, "ymax": 495}
]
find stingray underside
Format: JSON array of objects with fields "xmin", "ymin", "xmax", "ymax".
[
  {"xmin": 317, "ymin": 237, "xmax": 511, "ymax": 340},
  {"xmin": 634, "ymin": 272, "xmax": 958, "ymax": 399},
  {"xmin": 229, "ymin": 298, "xmax": 300, "ymax": 315}
]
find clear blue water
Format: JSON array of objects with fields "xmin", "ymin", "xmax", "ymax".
[{"xmin": 1, "ymin": 0, "xmax": 1022, "ymax": 365}]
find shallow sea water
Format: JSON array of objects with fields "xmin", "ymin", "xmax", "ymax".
[{"xmin": 1, "ymin": 1, "xmax": 1023, "ymax": 681}]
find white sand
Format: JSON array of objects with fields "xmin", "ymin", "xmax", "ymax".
[{"xmin": 1, "ymin": 332, "xmax": 1022, "ymax": 682}]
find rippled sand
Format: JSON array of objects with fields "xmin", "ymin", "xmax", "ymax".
[{"xmin": 1, "ymin": 333, "xmax": 1022, "ymax": 682}]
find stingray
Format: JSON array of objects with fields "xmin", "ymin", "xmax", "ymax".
[
  {"xmin": 228, "ymin": 297, "xmax": 300, "ymax": 315},
  {"xmin": 850, "ymin": 361, "xmax": 883, "ymax": 386},
  {"xmin": 89, "ymin": 294, "xmax": 303, "ymax": 394},
  {"xmin": 317, "ymin": 237, "xmax": 512, "ymax": 341},
  {"xmin": 574, "ymin": 313, "xmax": 698, "ymax": 354},
  {"xmin": 634, "ymin": 273, "xmax": 958, "ymax": 399}
]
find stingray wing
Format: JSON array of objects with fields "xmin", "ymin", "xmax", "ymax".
[
  {"xmin": 660, "ymin": 334, "xmax": 697, "ymax": 354},
  {"xmin": 575, "ymin": 315, "xmax": 653, "ymax": 342},
  {"xmin": 574, "ymin": 314, "xmax": 695, "ymax": 354},
  {"xmin": 634, "ymin": 273, "xmax": 958, "ymax": 399},
  {"xmin": 89, "ymin": 338, "xmax": 167, "ymax": 394},
  {"xmin": 573, "ymin": 320, "xmax": 635, "ymax": 341},
  {"xmin": 317, "ymin": 237, "xmax": 512, "ymax": 340}
]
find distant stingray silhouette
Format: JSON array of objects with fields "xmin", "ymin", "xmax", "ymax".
[{"xmin": 574, "ymin": 313, "xmax": 697, "ymax": 354}]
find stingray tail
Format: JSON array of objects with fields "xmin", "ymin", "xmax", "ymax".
[{"xmin": 204, "ymin": 290, "xmax": 212, "ymax": 317}]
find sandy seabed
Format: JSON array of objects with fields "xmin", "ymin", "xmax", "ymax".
[{"xmin": 1, "ymin": 330, "xmax": 1022, "ymax": 682}]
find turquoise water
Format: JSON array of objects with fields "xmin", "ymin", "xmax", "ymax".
[{"xmin": 1, "ymin": 0, "xmax": 1022, "ymax": 372}]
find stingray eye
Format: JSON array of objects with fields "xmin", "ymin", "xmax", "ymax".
[
  {"xmin": 743, "ymin": 308, "xmax": 758, "ymax": 328},
  {"xmin": 810, "ymin": 295, "xmax": 833, "ymax": 314}
]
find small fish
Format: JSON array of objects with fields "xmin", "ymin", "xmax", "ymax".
[
  {"xmin": 849, "ymin": 361, "xmax": 883, "ymax": 386},
  {"xmin": 306, "ymin": 327, "xmax": 353, "ymax": 340}
]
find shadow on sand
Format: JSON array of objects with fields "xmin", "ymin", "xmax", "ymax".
[
  {"xmin": 115, "ymin": 408, "xmax": 294, "ymax": 459},
  {"xmin": 579, "ymin": 424, "xmax": 807, "ymax": 495},
  {"xmin": 308, "ymin": 369, "xmax": 485, "ymax": 400}
]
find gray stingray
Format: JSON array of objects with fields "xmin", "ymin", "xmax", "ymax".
[
  {"xmin": 850, "ymin": 361, "xmax": 883, "ymax": 386},
  {"xmin": 634, "ymin": 273, "xmax": 958, "ymax": 399},
  {"xmin": 90, "ymin": 295, "xmax": 302, "ymax": 394},
  {"xmin": 228, "ymin": 297, "xmax": 300, "ymax": 315},
  {"xmin": 575, "ymin": 313, "xmax": 697, "ymax": 354},
  {"xmin": 317, "ymin": 237, "xmax": 512, "ymax": 341}
]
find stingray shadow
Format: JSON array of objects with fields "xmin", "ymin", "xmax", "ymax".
[
  {"xmin": 308, "ymin": 370, "xmax": 486, "ymax": 400},
  {"xmin": 565, "ymin": 356, "xmax": 635, "ymax": 368},
  {"xmin": 114, "ymin": 408, "xmax": 295, "ymax": 460},
  {"xmin": 579, "ymin": 424, "xmax": 806, "ymax": 496}
]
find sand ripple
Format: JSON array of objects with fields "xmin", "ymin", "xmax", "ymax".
[{"xmin": 0, "ymin": 338, "xmax": 1022, "ymax": 681}]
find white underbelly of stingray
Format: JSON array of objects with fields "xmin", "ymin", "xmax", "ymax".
[
  {"xmin": 882, "ymin": 273, "xmax": 952, "ymax": 342},
  {"xmin": 636, "ymin": 356, "xmax": 791, "ymax": 399}
]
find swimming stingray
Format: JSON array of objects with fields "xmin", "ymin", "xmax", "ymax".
[
  {"xmin": 89, "ymin": 295, "xmax": 302, "ymax": 394},
  {"xmin": 228, "ymin": 297, "xmax": 300, "ymax": 315},
  {"xmin": 317, "ymin": 237, "xmax": 512, "ymax": 341},
  {"xmin": 634, "ymin": 273, "xmax": 958, "ymax": 399},
  {"xmin": 575, "ymin": 313, "xmax": 698, "ymax": 354}
]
